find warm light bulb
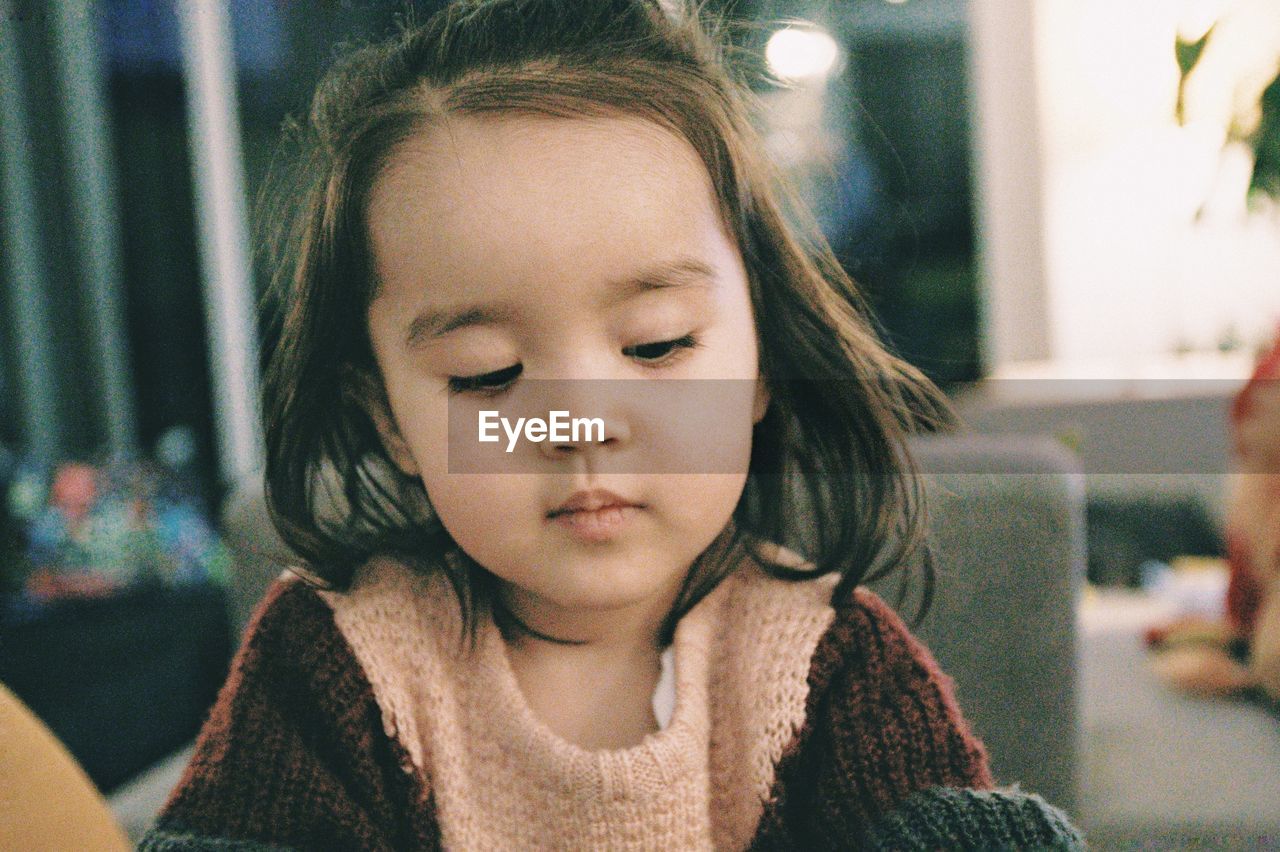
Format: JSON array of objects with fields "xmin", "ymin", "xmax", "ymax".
[{"xmin": 765, "ymin": 26, "xmax": 839, "ymax": 83}]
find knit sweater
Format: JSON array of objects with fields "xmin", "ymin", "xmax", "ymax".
[{"xmin": 142, "ymin": 555, "xmax": 1083, "ymax": 850}]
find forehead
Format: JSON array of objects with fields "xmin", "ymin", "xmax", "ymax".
[{"xmin": 365, "ymin": 114, "xmax": 734, "ymax": 311}]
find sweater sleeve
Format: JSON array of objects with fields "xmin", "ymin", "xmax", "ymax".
[
  {"xmin": 863, "ymin": 786, "xmax": 1086, "ymax": 850},
  {"xmin": 139, "ymin": 579, "xmax": 439, "ymax": 851},
  {"xmin": 751, "ymin": 586, "xmax": 997, "ymax": 849}
]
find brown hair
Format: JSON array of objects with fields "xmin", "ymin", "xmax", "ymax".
[{"xmin": 261, "ymin": 0, "xmax": 950, "ymax": 639}]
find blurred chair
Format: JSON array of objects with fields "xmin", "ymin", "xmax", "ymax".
[
  {"xmin": 871, "ymin": 434, "xmax": 1086, "ymax": 813},
  {"xmin": 220, "ymin": 473, "xmax": 294, "ymax": 637},
  {"xmin": 0, "ymin": 682, "xmax": 130, "ymax": 851}
]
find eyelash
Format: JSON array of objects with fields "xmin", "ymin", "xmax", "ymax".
[
  {"xmin": 623, "ymin": 334, "xmax": 700, "ymax": 365},
  {"xmin": 446, "ymin": 362, "xmax": 522, "ymax": 397},
  {"xmin": 445, "ymin": 334, "xmax": 700, "ymax": 395}
]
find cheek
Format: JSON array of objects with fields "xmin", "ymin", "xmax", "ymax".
[
  {"xmin": 376, "ymin": 361, "xmax": 448, "ymax": 457},
  {"xmin": 695, "ymin": 472, "xmax": 750, "ymax": 511},
  {"xmin": 420, "ymin": 472, "xmax": 538, "ymax": 565},
  {"xmin": 634, "ymin": 378, "xmax": 759, "ymax": 476},
  {"xmin": 662, "ymin": 472, "xmax": 750, "ymax": 555}
]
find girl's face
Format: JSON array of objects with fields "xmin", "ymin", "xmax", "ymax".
[{"xmin": 365, "ymin": 114, "xmax": 767, "ymax": 640}]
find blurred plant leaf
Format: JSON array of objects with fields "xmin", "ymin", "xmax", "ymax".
[
  {"xmin": 1174, "ymin": 26, "xmax": 1215, "ymax": 125},
  {"xmin": 1249, "ymin": 69, "xmax": 1280, "ymax": 202},
  {"xmin": 1175, "ymin": 27, "xmax": 1214, "ymax": 77}
]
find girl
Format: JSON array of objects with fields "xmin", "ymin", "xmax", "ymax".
[{"xmin": 145, "ymin": 1, "xmax": 1082, "ymax": 848}]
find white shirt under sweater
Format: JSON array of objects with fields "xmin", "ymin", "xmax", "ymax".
[{"xmin": 652, "ymin": 646, "xmax": 676, "ymax": 730}]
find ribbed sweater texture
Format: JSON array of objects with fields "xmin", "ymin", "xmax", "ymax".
[{"xmin": 143, "ymin": 554, "xmax": 1082, "ymax": 850}]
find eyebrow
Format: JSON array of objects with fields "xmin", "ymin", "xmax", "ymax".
[{"xmin": 402, "ymin": 257, "xmax": 717, "ymax": 349}]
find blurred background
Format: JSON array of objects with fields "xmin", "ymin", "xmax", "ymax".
[
  {"xmin": 4, "ymin": 0, "xmax": 1279, "ymax": 498},
  {"xmin": 0, "ymin": 0, "xmax": 995, "ymax": 497},
  {"xmin": 2, "ymin": 0, "xmax": 1279, "ymax": 847}
]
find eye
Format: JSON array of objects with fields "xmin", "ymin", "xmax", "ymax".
[
  {"xmin": 623, "ymin": 334, "xmax": 700, "ymax": 365},
  {"xmin": 447, "ymin": 363, "xmax": 522, "ymax": 395}
]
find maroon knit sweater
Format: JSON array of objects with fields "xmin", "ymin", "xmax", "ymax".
[{"xmin": 148, "ymin": 575, "xmax": 995, "ymax": 850}]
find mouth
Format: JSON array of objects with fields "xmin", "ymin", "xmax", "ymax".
[{"xmin": 547, "ymin": 488, "xmax": 643, "ymax": 518}]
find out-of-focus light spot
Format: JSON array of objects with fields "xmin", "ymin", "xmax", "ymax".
[
  {"xmin": 885, "ymin": 0, "xmax": 908, "ymax": 5},
  {"xmin": 765, "ymin": 25, "xmax": 839, "ymax": 83}
]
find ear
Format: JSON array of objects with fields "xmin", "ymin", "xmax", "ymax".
[
  {"xmin": 347, "ymin": 367, "xmax": 420, "ymax": 477},
  {"xmin": 752, "ymin": 373, "xmax": 771, "ymax": 424}
]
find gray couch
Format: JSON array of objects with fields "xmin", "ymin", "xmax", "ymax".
[
  {"xmin": 112, "ymin": 433, "xmax": 1088, "ymax": 840},
  {"xmin": 897, "ymin": 435, "xmax": 1084, "ymax": 814},
  {"xmin": 958, "ymin": 381, "xmax": 1280, "ymax": 847}
]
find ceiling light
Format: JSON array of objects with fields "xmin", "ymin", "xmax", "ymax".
[{"xmin": 765, "ymin": 25, "xmax": 839, "ymax": 83}]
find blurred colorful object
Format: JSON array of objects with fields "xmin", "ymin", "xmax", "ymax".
[
  {"xmin": 2, "ymin": 454, "xmax": 229, "ymax": 604},
  {"xmin": 1146, "ymin": 329, "xmax": 1280, "ymax": 702}
]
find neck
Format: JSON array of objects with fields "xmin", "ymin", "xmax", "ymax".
[{"xmin": 495, "ymin": 584, "xmax": 678, "ymax": 657}]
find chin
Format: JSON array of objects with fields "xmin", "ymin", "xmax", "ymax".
[
  {"xmin": 550, "ymin": 576, "xmax": 670, "ymax": 610},
  {"xmin": 544, "ymin": 562, "xmax": 682, "ymax": 609}
]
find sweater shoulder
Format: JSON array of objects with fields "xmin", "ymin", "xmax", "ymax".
[
  {"xmin": 240, "ymin": 574, "xmax": 339, "ymax": 656},
  {"xmin": 153, "ymin": 572, "xmax": 438, "ymax": 849},
  {"xmin": 738, "ymin": 546, "xmax": 947, "ymax": 697},
  {"xmin": 195, "ymin": 575, "xmax": 366, "ymax": 740},
  {"xmin": 729, "ymin": 551, "xmax": 956, "ymax": 726},
  {"xmin": 810, "ymin": 584, "xmax": 965, "ymax": 712},
  {"xmin": 227, "ymin": 575, "xmax": 374, "ymax": 705},
  {"xmin": 748, "ymin": 577, "xmax": 993, "ymax": 848}
]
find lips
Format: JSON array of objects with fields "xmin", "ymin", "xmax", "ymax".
[{"xmin": 547, "ymin": 488, "xmax": 641, "ymax": 518}]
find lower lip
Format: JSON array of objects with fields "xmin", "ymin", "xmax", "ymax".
[{"xmin": 550, "ymin": 505, "xmax": 638, "ymax": 541}]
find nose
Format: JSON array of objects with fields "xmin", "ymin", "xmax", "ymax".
[{"xmin": 536, "ymin": 409, "xmax": 631, "ymax": 460}]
